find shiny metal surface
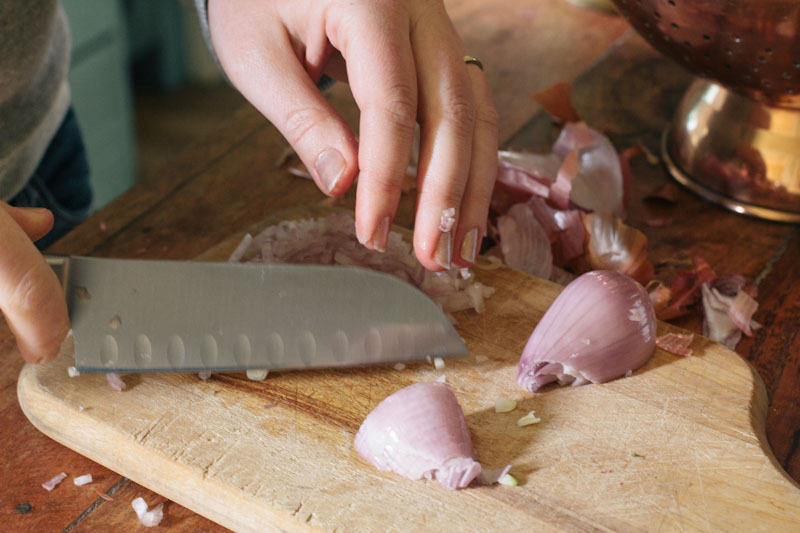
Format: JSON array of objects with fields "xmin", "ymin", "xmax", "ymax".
[
  {"xmin": 612, "ymin": 0, "xmax": 800, "ymax": 220},
  {"xmin": 60, "ymin": 256, "xmax": 468, "ymax": 373}
]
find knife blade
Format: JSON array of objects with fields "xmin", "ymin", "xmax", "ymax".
[{"xmin": 46, "ymin": 255, "xmax": 468, "ymax": 373}]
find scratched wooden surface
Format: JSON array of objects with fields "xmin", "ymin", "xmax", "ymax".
[{"xmin": 3, "ymin": 0, "xmax": 800, "ymax": 530}]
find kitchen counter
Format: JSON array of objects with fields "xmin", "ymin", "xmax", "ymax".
[{"xmin": 2, "ymin": 1, "xmax": 797, "ymax": 530}]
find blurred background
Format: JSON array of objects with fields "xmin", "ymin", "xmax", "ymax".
[{"xmin": 63, "ymin": 0, "xmax": 246, "ymax": 209}]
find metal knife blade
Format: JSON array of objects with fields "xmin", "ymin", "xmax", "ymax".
[{"xmin": 47, "ymin": 255, "xmax": 468, "ymax": 373}]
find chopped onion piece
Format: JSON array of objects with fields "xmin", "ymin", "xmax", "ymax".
[
  {"xmin": 246, "ymin": 369, "xmax": 269, "ymax": 381},
  {"xmin": 73, "ymin": 474, "xmax": 93, "ymax": 486},
  {"xmin": 517, "ymin": 411, "xmax": 542, "ymax": 427},
  {"xmin": 494, "ymin": 399, "xmax": 517, "ymax": 413},
  {"xmin": 131, "ymin": 497, "xmax": 164, "ymax": 527},
  {"xmin": 393, "ymin": 363, "xmax": 406, "ymax": 371},
  {"xmin": 475, "ymin": 355, "xmax": 489, "ymax": 363},
  {"xmin": 439, "ymin": 207, "xmax": 456, "ymax": 232},
  {"xmin": 435, "ymin": 374, "xmax": 447, "ymax": 383},
  {"xmin": 499, "ymin": 474, "xmax": 519, "ymax": 486},
  {"xmin": 228, "ymin": 233, "xmax": 254, "ymax": 262},
  {"xmin": 656, "ymin": 333, "xmax": 694, "ymax": 357},
  {"xmin": 476, "ymin": 464, "xmax": 513, "ymax": 485},
  {"xmin": 198, "ymin": 371, "xmax": 212, "ymax": 381},
  {"xmin": 105, "ymin": 373, "xmax": 126, "ymax": 392},
  {"xmin": 42, "ymin": 472, "xmax": 67, "ymax": 491},
  {"xmin": 67, "ymin": 366, "xmax": 80, "ymax": 377},
  {"xmin": 433, "ymin": 357, "xmax": 445, "ymax": 370}
]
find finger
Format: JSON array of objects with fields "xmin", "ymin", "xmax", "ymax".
[
  {"xmin": 0, "ymin": 203, "xmax": 54, "ymax": 243},
  {"xmin": 409, "ymin": 7, "xmax": 476, "ymax": 270},
  {"xmin": 208, "ymin": 0, "xmax": 358, "ymax": 198},
  {"xmin": 0, "ymin": 208, "xmax": 70, "ymax": 363},
  {"xmin": 452, "ymin": 64, "xmax": 498, "ymax": 267},
  {"xmin": 327, "ymin": 3, "xmax": 418, "ymax": 252}
]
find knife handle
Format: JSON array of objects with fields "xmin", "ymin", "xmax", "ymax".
[{"xmin": 44, "ymin": 254, "xmax": 70, "ymax": 290}]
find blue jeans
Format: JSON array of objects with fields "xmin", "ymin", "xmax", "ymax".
[{"xmin": 10, "ymin": 108, "xmax": 93, "ymax": 249}]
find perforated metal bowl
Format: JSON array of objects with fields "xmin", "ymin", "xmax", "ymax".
[{"xmin": 612, "ymin": 0, "xmax": 800, "ymax": 222}]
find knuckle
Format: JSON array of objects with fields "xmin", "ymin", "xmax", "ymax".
[
  {"xmin": 365, "ymin": 172, "xmax": 402, "ymax": 198},
  {"xmin": 9, "ymin": 264, "xmax": 45, "ymax": 314},
  {"xmin": 442, "ymin": 91, "xmax": 475, "ymax": 139},
  {"xmin": 475, "ymin": 102, "xmax": 499, "ymax": 132},
  {"xmin": 282, "ymin": 106, "xmax": 332, "ymax": 147},
  {"xmin": 375, "ymin": 84, "xmax": 418, "ymax": 135}
]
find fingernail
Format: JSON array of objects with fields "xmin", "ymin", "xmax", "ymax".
[
  {"xmin": 460, "ymin": 228, "xmax": 479, "ymax": 263},
  {"xmin": 434, "ymin": 232, "xmax": 452, "ymax": 269},
  {"xmin": 373, "ymin": 216, "xmax": 391, "ymax": 253},
  {"xmin": 315, "ymin": 149, "xmax": 345, "ymax": 194}
]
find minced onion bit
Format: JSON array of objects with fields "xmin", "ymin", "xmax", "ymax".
[
  {"xmin": 73, "ymin": 474, "xmax": 93, "ymax": 486},
  {"xmin": 433, "ymin": 357, "xmax": 445, "ymax": 370},
  {"xmin": 105, "ymin": 372, "xmax": 126, "ymax": 392},
  {"xmin": 494, "ymin": 399, "xmax": 517, "ymax": 413},
  {"xmin": 393, "ymin": 363, "xmax": 406, "ymax": 371},
  {"xmin": 67, "ymin": 366, "xmax": 80, "ymax": 377},
  {"xmin": 42, "ymin": 472, "xmax": 67, "ymax": 491},
  {"xmin": 499, "ymin": 474, "xmax": 519, "ymax": 486},
  {"xmin": 131, "ymin": 497, "xmax": 164, "ymax": 527},
  {"xmin": 517, "ymin": 411, "xmax": 542, "ymax": 427},
  {"xmin": 246, "ymin": 369, "xmax": 269, "ymax": 381},
  {"xmin": 476, "ymin": 464, "xmax": 512, "ymax": 485}
]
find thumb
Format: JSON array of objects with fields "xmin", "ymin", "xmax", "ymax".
[
  {"xmin": 208, "ymin": 2, "xmax": 358, "ymax": 196},
  {"xmin": 0, "ymin": 203, "xmax": 54, "ymax": 243},
  {"xmin": 0, "ymin": 207, "xmax": 70, "ymax": 363}
]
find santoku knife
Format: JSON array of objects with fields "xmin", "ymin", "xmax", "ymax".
[{"xmin": 46, "ymin": 255, "xmax": 468, "ymax": 373}]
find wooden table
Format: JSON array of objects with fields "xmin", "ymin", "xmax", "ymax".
[{"xmin": 2, "ymin": 1, "xmax": 797, "ymax": 530}]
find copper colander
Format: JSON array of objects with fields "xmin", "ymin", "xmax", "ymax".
[{"xmin": 612, "ymin": 0, "xmax": 800, "ymax": 221}]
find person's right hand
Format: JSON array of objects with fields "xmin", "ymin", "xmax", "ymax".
[{"xmin": 0, "ymin": 202, "xmax": 70, "ymax": 363}]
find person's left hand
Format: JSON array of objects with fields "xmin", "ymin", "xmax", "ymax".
[{"xmin": 0, "ymin": 202, "xmax": 70, "ymax": 364}]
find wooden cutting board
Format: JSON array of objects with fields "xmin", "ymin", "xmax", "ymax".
[{"xmin": 18, "ymin": 208, "xmax": 800, "ymax": 532}]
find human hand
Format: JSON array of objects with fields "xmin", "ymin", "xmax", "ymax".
[
  {"xmin": 0, "ymin": 202, "xmax": 70, "ymax": 363},
  {"xmin": 207, "ymin": 0, "xmax": 498, "ymax": 270}
]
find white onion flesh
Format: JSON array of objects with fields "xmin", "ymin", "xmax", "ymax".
[{"xmin": 131, "ymin": 497, "xmax": 164, "ymax": 527}]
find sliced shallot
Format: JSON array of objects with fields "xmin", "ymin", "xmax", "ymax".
[
  {"xmin": 517, "ymin": 271, "xmax": 656, "ymax": 392},
  {"xmin": 354, "ymin": 382, "xmax": 481, "ymax": 490},
  {"xmin": 42, "ymin": 472, "xmax": 67, "ymax": 491}
]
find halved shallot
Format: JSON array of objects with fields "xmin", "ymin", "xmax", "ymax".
[
  {"xmin": 354, "ymin": 382, "xmax": 481, "ymax": 490},
  {"xmin": 517, "ymin": 270, "xmax": 656, "ymax": 392}
]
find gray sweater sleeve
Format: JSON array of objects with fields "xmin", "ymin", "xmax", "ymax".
[{"xmin": 191, "ymin": 0, "xmax": 334, "ymax": 90}]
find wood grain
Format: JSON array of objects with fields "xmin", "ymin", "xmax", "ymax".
[{"xmin": 16, "ymin": 206, "xmax": 800, "ymax": 532}]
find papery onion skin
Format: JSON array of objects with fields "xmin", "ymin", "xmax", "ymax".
[
  {"xmin": 517, "ymin": 270, "xmax": 656, "ymax": 392},
  {"xmin": 354, "ymin": 382, "xmax": 481, "ymax": 490}
]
